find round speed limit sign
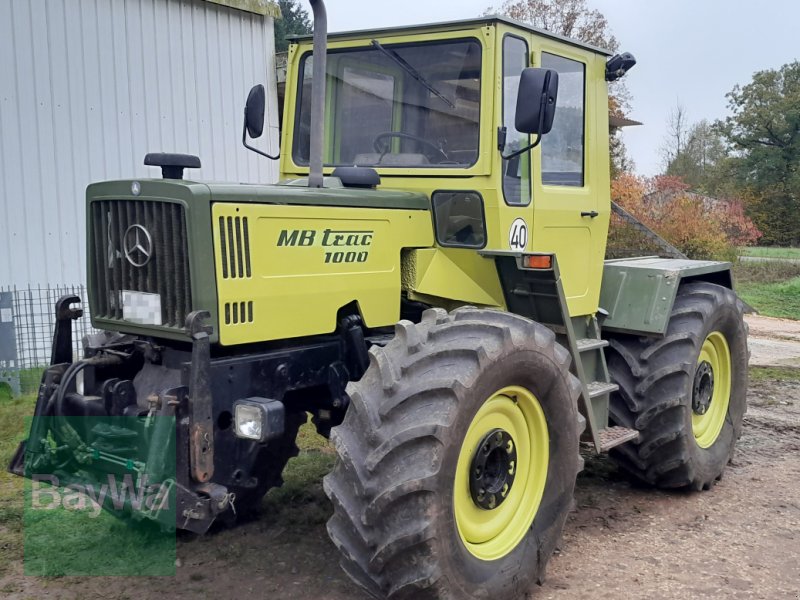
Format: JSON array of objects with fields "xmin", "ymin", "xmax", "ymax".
[{"xmin": 509, "ymin": 218, "xmax": 528, "ymax": 251}]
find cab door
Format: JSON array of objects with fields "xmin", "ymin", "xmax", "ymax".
[{"xmin": 530, "ymin": 46, "xmax": 608, "ymax": 317}]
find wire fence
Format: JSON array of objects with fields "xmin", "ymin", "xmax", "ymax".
[{"xmin": 0, "ymin": 284, "xmax": 95, "ymax": 396}]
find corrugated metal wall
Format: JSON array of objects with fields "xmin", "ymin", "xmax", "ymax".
[{"xmin": 0, "ymin": 0, "xmax": 280, "ymax": 287}]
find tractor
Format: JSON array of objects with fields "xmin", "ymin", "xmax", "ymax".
[{"xmin": 10, "ymin": 1, "xmax": 748, "ymax": 598}]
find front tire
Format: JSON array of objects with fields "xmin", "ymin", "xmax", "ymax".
[
  {"xmin": 606, "ymin": 282, "xmax": 748, "ymax": 490},
  {"xmin": 324, "ymin": 308, "xmax": 582, "ymax": 599}
]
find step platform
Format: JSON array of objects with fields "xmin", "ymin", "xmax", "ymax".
[{"xmin": 585, "ymin": 426, "xmax": 639, "ymax": 452}]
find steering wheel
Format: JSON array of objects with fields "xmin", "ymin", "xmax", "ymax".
[{"xmin": 373, "ymin": 132, "xmax": 448, "ymax": 163}]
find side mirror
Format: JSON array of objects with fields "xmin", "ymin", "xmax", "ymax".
[
  {"xmin": 242, "ymin": 84, "xmax": 279, "ymax": 160},
  {"xmin": 245, "ymin": 84, "xmax": 266, "ymax": 139},
  {"xmin": 515, "ymin": 68, "xmax": 559, "ymax": 135}
]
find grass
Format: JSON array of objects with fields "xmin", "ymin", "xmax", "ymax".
[
  {"xmin": 739, "ymin": 246, "xmax": 800, "ymax": 259},
  {"xmin": 0, "ymin": 393, "xmax": 36, "ymax": 576},
  {"xmin": 0, "ymin": 392, "xmax": 178, "ymax": 577},
  {"xmin": 262, "ymin": 416, "xmax": 335, "ymax": 527},
  {"xmin": 0, "ymin": 368, "xmax": 45, "ymax": 403},
  {"xmin": 733, "ymin": 259, "xmax": 800, "ymax": 320},
  {"xmin": 749, "ymin": 366, "xmax": 800, "ymax": 382},
  {"xmin": 738, "ymin": 277, "xmax": 800, "ymax": 320}
]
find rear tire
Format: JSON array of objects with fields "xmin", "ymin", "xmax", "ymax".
[
  {"xmin": 324, "ymin": 308, "xmax": 582, "ymax": 599},
  {"xmin": 606, "ymin": 282, "xmax": 748, "ymax": 490}
]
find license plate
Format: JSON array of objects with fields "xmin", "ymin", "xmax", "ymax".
[{"xmin": 121, "ymin": 291, "xmax": 163, "ymax": 326}]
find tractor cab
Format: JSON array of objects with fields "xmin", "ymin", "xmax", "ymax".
[{"xmin": 271, "ymin": 17, "xmax": 629, "ymax": 316}]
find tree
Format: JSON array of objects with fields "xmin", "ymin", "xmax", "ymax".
[
  {"xmin": 607, "ymin": 174, "xmax": 760, "ymax": 261},
  {"xmin": 274, "ymin": 0, "xmax": 312, "ymax": 53},
  {"xmin": 716, "ymin": 61, "xmax": 800, "ymax": 245},
  {"xmin": 487, "ymin": 0, "xmax": 618, "ymax": 50},
  {"xmin": 486, "ymin": 0, "xmax": 634, "ymax": 175},
  {"xmin": 663, "ymin": 111, "xmax": 728, "ymax": 193},
  {"xmin": 661, "ymin": 102, "xmax": 691, "ymax": 171}
]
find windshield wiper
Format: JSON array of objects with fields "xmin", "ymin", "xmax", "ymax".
[{"xmin": 371, "ymin": 40, "xmax": 455, "ymax": 109}]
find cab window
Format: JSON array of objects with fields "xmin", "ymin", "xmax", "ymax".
[
  {"xmin": 541, "ymin": 53, "xmax": 585, "ymax": 187},
  {"xmin": 502, "ymin": 35, "xmax": 531, "ymax": 206},
  {"xmin": 293, "ymin": 39, "xmax": 482, "ymax": 169}
]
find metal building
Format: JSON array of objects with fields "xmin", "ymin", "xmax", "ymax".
[{"xmin": 0, "ymin": 0, "xmax": 281, "ymax": 289}]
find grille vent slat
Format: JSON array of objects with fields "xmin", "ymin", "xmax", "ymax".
[
  {"xmin": 223, "ymin": 301, "xmax": 254, "ymax": 326},
  {"xmin": 91, "ymin": 200, "xmax": 192, "ymax": 328},
  {"xmin": 218, "ymin": 216, "xmax": 252, "ymax": 280},
  {"xmin": 219, "ymin": 217, "xmax": 229, "ymax": 279}
]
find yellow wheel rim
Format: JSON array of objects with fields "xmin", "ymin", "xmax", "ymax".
[
  {"xmin": 692, "ymin": 331, "xmax": 732, "ymax": 448},
  {"xmin": 454, "ymin": 386, "xmax": 549, "ymax": 561}
]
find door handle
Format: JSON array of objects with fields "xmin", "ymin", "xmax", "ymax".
[{"xmin": 581, "ymin": 211, "xmax": 599, "ymax": 218}]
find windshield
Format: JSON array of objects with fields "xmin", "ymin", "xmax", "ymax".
[{"xmin": 292, "ymin": 38, "xmax": 482, "ymax": 169}]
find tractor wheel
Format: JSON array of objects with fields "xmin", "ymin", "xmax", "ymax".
[
  {"xmin": 606, "ymin": 282, "xmax": 748, "ymax": 490},
  {"xmin": 324, "ymin": 307, "xmax": 583, "ymax": 599}
]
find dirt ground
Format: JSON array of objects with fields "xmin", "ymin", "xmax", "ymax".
[{"xmin": 2, "ymin": 315, "xmax": 799, "ymax": 599}]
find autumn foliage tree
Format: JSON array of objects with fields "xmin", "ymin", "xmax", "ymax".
[
  {"xmin": 489, "ymin": 0, "xmax": 618, "ymax": 49},
  {"xmin": 607, "ymin": 174, "xmax": 761, "ymax": 261},
  {"xmin": 486, "ymin": 0, "xmax": 634, "ymax": 175}
]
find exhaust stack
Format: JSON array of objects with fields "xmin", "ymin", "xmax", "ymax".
[{"xmin": 308, "ymin": 0, "xmax": 327, "ymax": 188}]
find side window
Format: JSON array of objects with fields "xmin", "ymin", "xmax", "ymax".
[
  {"xmin": 432, "ymin": 191, "xmax": 487, "ymax": 249},
  {"xmin": 502, "ymin": 36, "xmax": 531, "ymax": 206},
  {"xmin": 541, "ymin": 53, "xmax": 585, "ymax": 187}
]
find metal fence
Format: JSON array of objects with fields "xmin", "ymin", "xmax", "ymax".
[{"xmin": 0, "ymin": 285, "xmax": 95, "ymax": 395}]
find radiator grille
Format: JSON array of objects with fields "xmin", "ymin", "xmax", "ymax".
[
  {"xmin": 218, "ymin": 216, "xmax": 252, "ymax": 279},
  {"xmin": 90, "ymin": 200, "xmax": 192, "ymax": 328}
]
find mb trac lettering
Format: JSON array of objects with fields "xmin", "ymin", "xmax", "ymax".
[{"xmin": 277, "ymin": 228, "xmax": 374, "ymax": 263}]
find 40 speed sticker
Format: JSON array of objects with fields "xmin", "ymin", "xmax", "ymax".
[{"xmin": 509, "ymin": 218, "xmax": 528, "ymax": 251}]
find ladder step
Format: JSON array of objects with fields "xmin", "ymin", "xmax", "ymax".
[
  {"xmin": 576, "ymin": 338, "xmax": 609, "ymax": 352},
  {"xmin": 587, "ymin": 381, "xmax": 619, "ymax": 398},
  {"xmin": 597, "ymin": 426, "xmax": 639, "ymax": 451}
]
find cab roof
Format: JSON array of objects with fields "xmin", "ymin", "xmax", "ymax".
[{"xmin": 288, "ymin": 14, "xmax": 613, "ymax": 57}]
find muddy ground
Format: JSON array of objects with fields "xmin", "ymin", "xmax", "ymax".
[{"xmin": 2, "ymin": 316, "xmax": 799, "ymax": 599}]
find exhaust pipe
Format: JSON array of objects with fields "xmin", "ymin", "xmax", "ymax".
[{"xmin": 308, "ymin": 0, "xmax": 327, "ymax": 188}]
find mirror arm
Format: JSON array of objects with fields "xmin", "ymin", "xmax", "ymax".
[
  {"xmin": 242, "ymin": 120, "xmax": 279, "ymax": 161},
  {"xmin": 501, "ymin": 133, "xmax": 542, "ymax": 161}
]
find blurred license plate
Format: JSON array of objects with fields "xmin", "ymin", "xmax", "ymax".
[{"xmin": 121, "ymin": 290, "xmax": 163, "ymax": 325}]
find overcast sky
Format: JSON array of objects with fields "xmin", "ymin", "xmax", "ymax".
[{"xmin": 297, "ymin": 0, "xmax": 800, "ymax": 176}]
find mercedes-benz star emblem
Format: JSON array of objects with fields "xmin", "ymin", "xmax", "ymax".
[{"xmin": 123, "ymin": 224, "xmax": 154, "ymax": 268}]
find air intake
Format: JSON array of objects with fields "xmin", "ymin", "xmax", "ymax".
[
  {"xmin": 224, "ymin": 301, "xmax": 254, "ymax": 325},
  {"xmin": 218, "ymin": 216, "xmax": 252, "ymax": 279}
]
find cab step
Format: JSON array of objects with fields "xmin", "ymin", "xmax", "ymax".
[
  {"xmin": 576, "ymin": 338, "xmax": 609, "ymax": 352},
  {"xmin": 594, "ymin": 426, "xmax": 639, "ymax": 451},
  {"xmin": 587, "ymin": 381, "xmax": 619, "ymax": 398}
]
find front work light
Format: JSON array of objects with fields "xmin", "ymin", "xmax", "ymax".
[{"xmin": 233, "ymin": 398, "xmax": 286, "ymax": 443}]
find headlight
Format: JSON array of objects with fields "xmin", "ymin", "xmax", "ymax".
[{"xmin": 233, "ymin": 398, "xmax": 285, "ymax": 443}]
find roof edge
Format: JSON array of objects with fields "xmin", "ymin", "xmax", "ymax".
[
  {"xmin": 287, "ymin": 14, "xmax": 612, "ymax": 56},
  {"xmin": 200, "ymin": 0, "xmax": 281, "ymax": 18}
]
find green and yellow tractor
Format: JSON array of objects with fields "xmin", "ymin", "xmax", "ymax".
[{"xmin": 10, "ymin": 2, "xmax": 748, "ymax": 597}]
